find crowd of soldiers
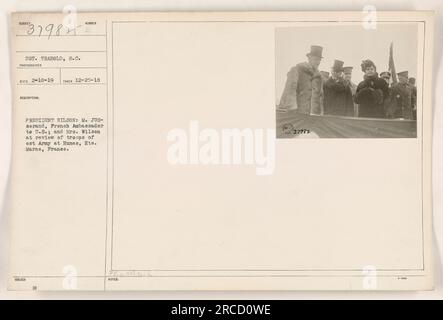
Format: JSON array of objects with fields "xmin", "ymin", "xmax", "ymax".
[{"xmin": 277, "ymin": 45, "xmax": 417, "ymax": 120}]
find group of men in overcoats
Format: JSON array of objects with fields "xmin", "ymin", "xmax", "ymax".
[{"xmin": 277, "ymin": 45, "xmax": 417, "ymax": 120}]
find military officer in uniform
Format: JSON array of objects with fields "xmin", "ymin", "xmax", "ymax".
[
  {"xmin": 380, "ymin": 71, "xmax": 391, "ymax": 85},
  {"xmin": 343, "ymin": 66, "xmax": 358, "ymax": 117},
  {"xmin": 380, "ymin": 71, "xmax": 392, "ymax": 117},
  {"xmin": 387, "ymin": 71, "xmax": 413, "ymax": 119},
  {"xmin": 409, "ymin": 77, "xmax": 417, "ymax": 120},
  {"xmin": 323, "ymin": 60, "xmax": 354, "ymax": 116},
  {"xmin": 277, "ymin": 45, "xmax": 324, "ymax": 115}
]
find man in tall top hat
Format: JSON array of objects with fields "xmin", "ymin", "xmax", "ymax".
[
  {"xmin": 387, "ymin": 71, "xmax": 413, "ymax": 119},
  {"xmin": 354, "ymin": 59, "xmax": 389, "ymax": 118},
  {"xmin": 277, "ymin": 45, "xmax": 324, "ymax": 115},
  {"xmin": 323, "ymin": 60, "xmax": 354, "ymax": 116},
  {"xmin": 343, "ymin": 66, "xmax": 358, "ymax": 117}
]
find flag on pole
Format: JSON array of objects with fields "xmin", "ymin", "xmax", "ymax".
[{"xmin": 389, "ymin": 42, "xmax": 398, "ymax": 84}]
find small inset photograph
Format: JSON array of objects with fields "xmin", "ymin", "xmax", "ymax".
[{"xmin": 275, "ymin": 24, "xmax": 419, "ymax": 139}]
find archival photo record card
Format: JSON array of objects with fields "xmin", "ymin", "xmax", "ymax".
[{"xmin": 8, "ymin": 11, "xmax": 434, "ymax": 291}]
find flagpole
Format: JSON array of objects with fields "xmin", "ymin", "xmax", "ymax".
[{"xmin": 389, "ymin": 42, "xmax": 398, "ymax": 84}]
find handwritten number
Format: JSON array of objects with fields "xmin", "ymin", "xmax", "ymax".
[
  {"xmin": 45, "ymin": 24, "xmax": 54, "ymax": 39},
  {"xmin": 36, "ymin": 25, "xmax": 43, "ymax": 37},
  {"xmin": 27, "ymin": 23, "xmax": 35, "ymax": 35},
  {"xmin": 56, "ymin": 24, "xmax": 63, "ymax": 36},
  {"xmin": 23, "ymin": 23, "xmax": 81, "ymax": 37}
]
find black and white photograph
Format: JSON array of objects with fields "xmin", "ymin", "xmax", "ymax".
[
  {"xmin": 276, "ymin": 24, "xmax": 419, "ymax": 138},
  {"xmin": 0, "ymin": 5, "xmax": 441, "ymax": 302}
]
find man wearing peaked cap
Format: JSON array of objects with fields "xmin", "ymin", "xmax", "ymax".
[
  {"xmin": 387, "ymin": 71, "xmax": 413, "ymax": 119},
  {"xmin": 397, "ymin": 71, "xmax": 409, "ymax": 78},
  {"xmin": 380, "ymin": 71, "xmax": 391, "ymax": 85},
  {"xmin": 323, "ymin": 60, "xmax": 354, "ymax": 116},
  {"xmin": 409, "ymin": 77, "xmax": 417, "ymax": 120},
  {"xmin": 379, "ymin": 71, "xmax": 393, "ymax": 117},
  {"xmin": 277, "ymin": 45, "xmax": 324, "ymax": 115},
  {"xmin": 343, "ymin": 66, "xmax": 353, "ymax": 74},
  {"xmin": 343, "ymin": 66, "xmax": 358, "ymax": 117}
]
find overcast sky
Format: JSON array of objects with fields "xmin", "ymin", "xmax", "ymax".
[{"xmin": 275, "ymin": 23, "xmax": 419, "ymax": 103}]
